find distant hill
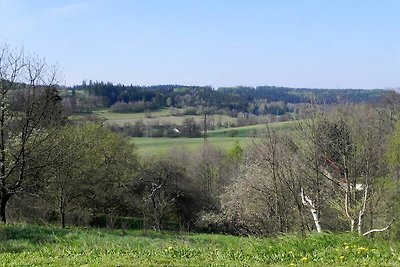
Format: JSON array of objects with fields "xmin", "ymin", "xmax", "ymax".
[
  {"xmin": 66, "ymin": 81, "xmax": 392, "ymax": 115},
  {"xmin": 218, "ymin": 86, "xmax": 386, "ymax": 104}
]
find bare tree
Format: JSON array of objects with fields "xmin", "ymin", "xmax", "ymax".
[
  {"xmin": 136, "ymin": 157, "xmax": 185, "ymax": 230},
  {"xmin": 191, "ymin": 143, "xmax": 225, "ymax": 211},
  {"xmin": 302, "ymin": 105, "xmax": 393, "ymax": 235},
  {"xmin": 296, "ymin": 105, "xmax": 331, "ymax": 233},
  {"xmin": 0, "ymin": 43, "xmax": 63, "ymax": 223},
  {"xmin": 218, "ymin": 126, "xmax": 306, "ymax": 236}
]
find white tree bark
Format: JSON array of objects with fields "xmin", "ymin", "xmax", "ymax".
[
  {"xmin": 301, "ymin": 188, "xmax": 322, "ymax": 233},
  {"xmin": 363, "ymin": 220, "xmax": 393, "ymax": 236},
  {"xmin": 357, "ymin": 184, "xmax": 369, "ymax": 235}
]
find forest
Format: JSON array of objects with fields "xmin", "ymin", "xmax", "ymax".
[
  {"xmin": 1, "ymin": 44, "xmax": 400, "ymax": 242},
  {"xmin": 67, "ymin": 81, "xmax": 389, "ymax": 115}
]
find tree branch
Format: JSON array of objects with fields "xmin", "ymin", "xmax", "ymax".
[{"xmin": 363, "ymin": 220, "xmax": 393, "ymax": 236}]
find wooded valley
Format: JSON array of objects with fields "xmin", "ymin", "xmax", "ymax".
[{"xmin": 1, "ymin": 44, "xmax": 400, "ymax": 241}]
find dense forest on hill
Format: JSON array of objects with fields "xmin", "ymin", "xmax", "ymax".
[
  {"xmin": 67, "ymin": 81, "xmax": 391, "ymax": 116},
  {"xmin": 219, "ymin": 86, "xmax": 387, "ymax": 104}
]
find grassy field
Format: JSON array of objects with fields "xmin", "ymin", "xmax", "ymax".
[
  {"xmin": 207, "ymin": 121, "xmax": 298, "ymax": 138},
  {"xmin": 92, "ymin": 109, "xmax": 237, "ymax": 126},
  {"xmin": 131, "ymin": 137, "xmax": 251, "ymax": 154},
  {"xmin": 0, "ymin": 224, "xmax": 399, "ymax": 266},
  {"xmin": 131, "ymin": 121, "xmax": 299, "ymax": 154},
  {"xmin": 93, "ymin": 108, "xmax": 171, "ymax": 120},
  {"xmin": 74, "ymin": 108, "xmax": 300, "ymax": 154}
]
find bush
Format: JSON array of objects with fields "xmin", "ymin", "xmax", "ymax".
[
  {"xmin": 226, "ymin": 129, "xmax": 239, "ymax": 137},
  {"xmin": 184, "ymin": 108, "xmax": 197, "ymax": 115},
  {"xmin": 90, "ymin": 215, "xmax": 143, "ymax": 230},
  {"xmin": 110, "ymin": 101, "xmax": 158, "ymax": 113}
]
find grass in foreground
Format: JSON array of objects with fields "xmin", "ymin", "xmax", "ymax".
[{"xmin": 0, "ymin": 224, "xmax": 399, "ymax": 266}]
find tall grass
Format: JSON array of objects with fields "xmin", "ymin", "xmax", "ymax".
[{"xmin": 1, "ymin": 224, "xmax": 399, "ymax": 266}]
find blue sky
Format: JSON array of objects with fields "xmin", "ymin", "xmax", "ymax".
[{"xmin": 1, "ymin": 0, "xmax": 399, "ymax": 89}]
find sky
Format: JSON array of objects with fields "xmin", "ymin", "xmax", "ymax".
[{"xmin": 0, "ymin": 0, "xmax": 399, "ymax": 89}]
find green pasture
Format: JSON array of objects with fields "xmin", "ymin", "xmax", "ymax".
[
  {"xmin": 0, "ymin": 223, "xmax": 399, "ymax": 266},
  {"xmin": 109, "ymin": 115, "xmax": 235, "ymax": 126},
  {"xmin": 130, "ymin": 121, "xmax": 300, "ymax": 154},
  {"xmin": 93, "ymin": 109, "xmax": 237, "ymax": 126},
  {"xmin": 72, "ymin": 108, "xmax": 302, "ymax": 154},
  {"xmin": 207, "ymin": 120, "xmax": 298, "ymax": 137},
  {"xmin": 92, "ymin": 108, "xmax": 171, "ymax": 120},
  {"xmin": 131, "ymin": 137, "xmax": 251, "ymax": 155}
]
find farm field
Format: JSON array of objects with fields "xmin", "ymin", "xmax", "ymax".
[
  {"xmin": 73, "ymin": 109, "xmax": 301, "ymax": 154},
  {"xmin": 131, "ymin": 121, "xmax": 299, "ymax": 154},
  {"xmin": 0, "ymin": 224, "xmax": 398, "ymax": 267},
  {"xmin": 93, "ymin": 109, "xmax": 237, "ymax": 126},
  {"xmin": 93, "ymin": 108, "xmax": 171, "ymax": 120},
  {"xmin": 207, "ymin": 120, "xmax": 298, "ymax": 137},
  {"xmin": 131, "ymin": 137, "xmax": 252, "ymax": 154}
]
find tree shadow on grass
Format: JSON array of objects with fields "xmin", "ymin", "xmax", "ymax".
[{"xmin": 0, "ymin": 224, "xmax": 70, "ymax": 246}]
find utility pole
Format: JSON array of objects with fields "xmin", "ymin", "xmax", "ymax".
[{"xmin": 203, "ymin": 113, "xmax": 208, "ymax": 142}]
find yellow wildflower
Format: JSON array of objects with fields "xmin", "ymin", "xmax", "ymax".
[
  {"xmin": 300, "ymin": 256, "xmax": 308, "ymax": 262},
  {"xmin": 357, "ymin": 246, "xmax": 368, "ymax": 252}
]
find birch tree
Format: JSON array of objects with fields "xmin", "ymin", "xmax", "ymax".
[{"xmin": 310, "ymin": 105, "xmax": 393, "ymax": 235}]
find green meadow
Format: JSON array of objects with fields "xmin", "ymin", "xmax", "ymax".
[
  {"xmin": 93, "ymin": 108, "xmax": 171, "ymax": 120},
  {"xmin": 131, "ymin": 121, "xmax": 299, "ymax": 154},
  {"xmin": 93, "ymin": 109, "xmax": 237, "ymax": 126},
  {"xmin": 73, "ymin": 109, "xmax": 301, "ymax": 153},
  {"xmin": 0, "ymin": 224, "xmax": 399, "ymax": 267},
  {"xmin": 207, "ymin": 120, "xmax": 298, "ymax": 137},
  {"xmin": 131, "ymin": 137, "xmax": 251, "ymax": 154}
]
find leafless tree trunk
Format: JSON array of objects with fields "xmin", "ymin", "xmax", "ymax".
[
  {"xmin": 301, "ymin": 188, "xmax": 322, "ymax": 233},
  {"xmin": 0, "ymin": 43, "xmax": 63, "ymax": 223}
]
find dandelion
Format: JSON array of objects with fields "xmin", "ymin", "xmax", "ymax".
[
  {"xmin": 300, "ymin": 256, "xmax": 308, "ymax": 262},
  {"xmin": 357, "ymin": 247, "xmax": 368, "ymax": 252}
]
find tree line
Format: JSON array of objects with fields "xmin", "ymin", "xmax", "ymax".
[{"xmin": 64, "ymin": 82, "xmax": 391, "ymax": 117}]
